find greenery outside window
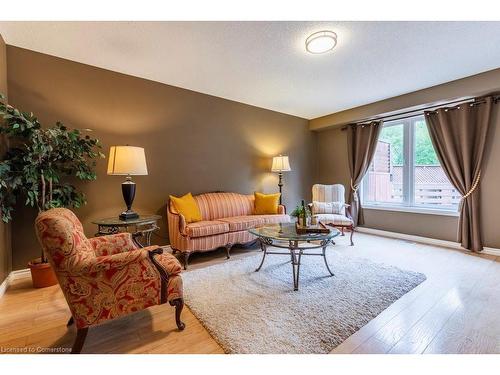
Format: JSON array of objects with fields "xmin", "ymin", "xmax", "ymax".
[{"xmin": 362, "ymin": 114, "xmax": 461, "ymax": 214}]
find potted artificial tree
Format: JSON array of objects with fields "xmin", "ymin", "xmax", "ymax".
[{"xmin": 0, "ymin": 93, "xmax": 103, "ymax": 288}]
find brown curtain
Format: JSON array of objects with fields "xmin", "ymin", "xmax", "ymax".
[
  {"xmin": 424, "ymin": 97, "xmax": 493, "ymax": 252},
  {"xmin": 347, "ymin": 121, "xmax": 382, "ymax": 226}
]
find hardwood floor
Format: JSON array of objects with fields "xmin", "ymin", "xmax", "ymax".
[
  {"xmin": 331, "ymin": 234, "xmax": 499, "ymax": 354},
  {"xmin": 0, "ymin": 233, "xmax": 498, "ymax": 354}
]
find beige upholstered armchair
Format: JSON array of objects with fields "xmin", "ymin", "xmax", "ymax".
[
  {"xmin": 35, "ymin": 208, "xmax": 185, "ymax": 353},
  {"xmin": 310, "ymin": 184, "xmax": 355, "ymax": 245}
]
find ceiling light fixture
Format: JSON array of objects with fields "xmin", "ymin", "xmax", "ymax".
[{"xmin": 305, "ymin": 30, "xmax": 337, "ymax": 54}]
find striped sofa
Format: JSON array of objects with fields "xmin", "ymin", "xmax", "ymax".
[{"xmin": 167, "ymin": 192, "xmax": 290, "ymax": 269}]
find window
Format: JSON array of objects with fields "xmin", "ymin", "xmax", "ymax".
[{"xmin": 362, "ymin": 115, "xmax": 461, "ymax": 212}]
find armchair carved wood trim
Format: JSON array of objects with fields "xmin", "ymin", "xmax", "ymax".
[{"xmin": 35, "ymin": 208, "xmax": 185, "ymax": 354}]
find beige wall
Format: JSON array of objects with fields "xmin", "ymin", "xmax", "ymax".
[
  {"xmin": 7, "ymin": 46, "xmax": 316, "ymax": 270},
  {"xmin": 0, "ymin": 34, "xmax": 11, "ymax": 283},
  {"xmin": 311, "ymin": 68, "xmax": 500, "ymax": 131},
  {"xmin": 315, "ymin": 71, "xmax": 500, "ymax": 247}
]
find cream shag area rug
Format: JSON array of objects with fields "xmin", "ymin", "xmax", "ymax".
[{"xmin": 182, "ymin": 250, "xmax": 426, "ymax": 354}]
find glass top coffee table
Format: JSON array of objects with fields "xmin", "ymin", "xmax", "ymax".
[{"xmin": 248, "ymin": 223, "xmax": 340, "ymax": 291}]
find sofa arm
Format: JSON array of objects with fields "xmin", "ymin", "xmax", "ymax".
[
  {"xmin": 167, "ymin": 202, "xmax": 188, "ymax": 236},
  {"xmin": 278, "ymin": 204, "xmax": 287, "ymax": 214},
  {"xmin": 90, "ymin": 232, "xmax": 138, "ymax": 256},
  {"xmin": 72, "ymin": 247, "xmax": 158, "ymax": 275}
]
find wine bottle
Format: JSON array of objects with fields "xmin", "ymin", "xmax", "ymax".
[{"xmin": 301, "ymin": 199, "xmax": 306, "ymax": 227}]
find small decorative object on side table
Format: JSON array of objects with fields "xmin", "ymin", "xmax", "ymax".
[{"xmin": 92, "ymin": 214, "xmax": 161, "ymax": 247}]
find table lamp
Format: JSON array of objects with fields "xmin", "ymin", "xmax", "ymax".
[
  {"xmin": 271, "ymin": 155, "xmax": 291, "ymax": 205},
  {"xmin": 107, "ymin": 146, "xmax": 148, "ymax": 220}
]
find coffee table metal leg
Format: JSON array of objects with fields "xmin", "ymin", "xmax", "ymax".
[
  {"xmin": 295, "ymin": 250, "xmax": 303, "ymax": 291},
  {"xmin": 253, "ymin": 235, "xmax": 337, "ymax": 290},
  {"xmin": 290, "ymin": 241, "xmax": 302, "ymax": 291},
  {"xmin": 291, "ymin": 257, "xmax": 297, "ymax": 290},
  {"xmin": 255, "ymin": 239, "xmax": 268, "ymax": 272},
  {"xmin": 322, "ymin": 243, "xmax": 335, "ymax": 276}
]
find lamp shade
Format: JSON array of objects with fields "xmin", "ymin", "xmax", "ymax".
[
  {"xmin": 107, "ymin": 146, "xmax": 148, "ymax": 176},
  {"xmin": 271, "ymin": 155, "xmax": 291, "ymax": 172}
]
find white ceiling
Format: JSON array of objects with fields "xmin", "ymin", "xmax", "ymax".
[{"xmin": 1, "ymin": 21, "xmax": 500, "ymax": 119}]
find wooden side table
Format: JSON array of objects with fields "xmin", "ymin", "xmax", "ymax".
[{"xmin": 92, "ymin": 215, "xmax": 162, "ymax": 247}]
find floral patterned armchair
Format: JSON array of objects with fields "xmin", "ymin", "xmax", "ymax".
[{"xmin": 35, "ymin": 208, "xmax": 185, "ymax": 353}]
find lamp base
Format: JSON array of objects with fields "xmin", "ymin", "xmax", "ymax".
[
  {"xmin": 119, "ymin": 177, "xmax": 138, "ymax": 220},
  {"xmin": 119, "ymin": 210, "xmax": 139, "ymax": 220},
  {"xmin": 278, "ymin": 172, "xmax": 283, "ymax": 205}
]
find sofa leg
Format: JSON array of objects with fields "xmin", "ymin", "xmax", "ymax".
[
  {"xmin": 169, "ymin": 298, "xmax": 186, "ymax": 331},
  {"xmin": 225, "ymin": 244, "xmax": 232, "ymax": 259},
  {"xmin": 71, "ymin": 327, "xmax": 88, "ymax": 354},
  {"xmin": 182, "ymin": 252, "xmax": 191, "ymax": 270},
  {"xmin": 350, "ymin": 225, "xmax": 354, "ymax": 246}
]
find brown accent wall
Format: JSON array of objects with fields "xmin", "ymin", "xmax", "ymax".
[
  {"xmin": 316, "ymin": 72, "xmax": 500, "ymax": 247},
  {"xmin": 0, "ymin": 34, "xmax": 11, "ymax": 283},
  {"xmin": 0, "ymin": 35, "xmax": 12, "ymax": 284},
  {"xmin": 7, "ymin": 46, "xmax": 316, "ymax": 270}
]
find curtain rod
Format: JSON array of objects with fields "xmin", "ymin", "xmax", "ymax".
[{"xmin": 340, "ymin": 94, "xmax": 499, "ymax": 130}]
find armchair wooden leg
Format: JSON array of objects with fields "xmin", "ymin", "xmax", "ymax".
[
  {"xmin": 67, "ymin": 316, "xmax": 74, "ymax": 327},
  {"xmin": 169, "ymin": 298, "xmax": 186, "ymax": 331},
  {"xmin": 71, "ymin": 327, "xmax": 88, "ymax": 354},
  {"xmin": 350, "ymin": 225, "xmax": 354, "ymax": 246},
  {"xmin": 182, "ymin": 252, "xmax": 191, "ymax": 270}
]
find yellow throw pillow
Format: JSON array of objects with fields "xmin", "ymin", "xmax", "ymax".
[
  {"xmin": 169, "ymin": 193, "xmax": 202, "ymax": 223},
  {"xmin": 254, "ymin": 192, "xmax": 281, "ymax": 215}
]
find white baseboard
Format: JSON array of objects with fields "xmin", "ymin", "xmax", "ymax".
[
  {"xmin": 0, "ymin": 275, "xmax": 9, "ymax": 299},
  {"xmin": 356, "ymin": 226, "xmax": 500, "ymax": 256},
  {"xmin": 0, "ymin": 268, "xmax": 31, "ymax": 299},
  {"xmin": 9, "ymin": 268, "xmax": 31, "ymax": 280}
]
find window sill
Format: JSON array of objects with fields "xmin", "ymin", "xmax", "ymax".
[{"xmin": 363, "ymin": 204, "xmax": 460, "ymax": 217}]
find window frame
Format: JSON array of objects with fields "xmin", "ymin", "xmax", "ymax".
[{"xmin": 361, "ymin": 114, "xmax": 460, "ymax": 216}]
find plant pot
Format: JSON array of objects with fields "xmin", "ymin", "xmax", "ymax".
[{"xmin": 28, "ymin": 258, "xmax": 58, "ymax": 288}]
